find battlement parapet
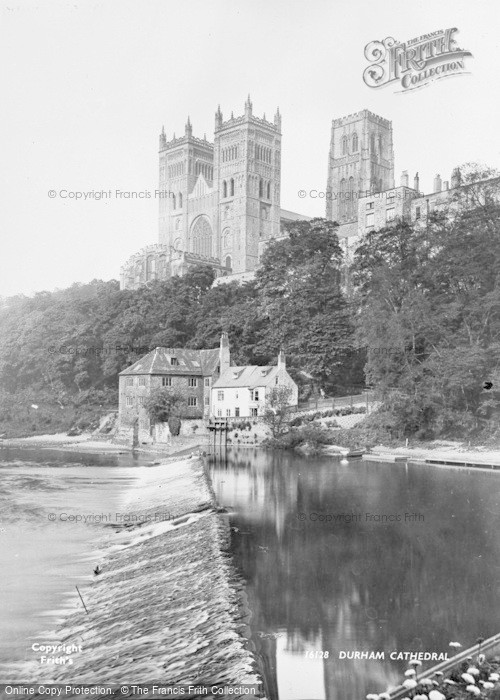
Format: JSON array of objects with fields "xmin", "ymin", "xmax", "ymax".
[{"xmin": 332, "ymin": 109, "xmax": 392, "ymax": 128}]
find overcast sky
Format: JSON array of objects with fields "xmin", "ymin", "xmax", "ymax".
[{"xmin": 1, "ymin": 0, "xmax": 499, "ymax": 297}]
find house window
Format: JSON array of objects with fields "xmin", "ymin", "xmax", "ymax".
[
  {"xmin": 366, "ymin": 212, "xmax": 374, "ymax": 229},
  {"xmin": 139, "ymin": 377, "xmax": 146, "ymax": 386},
  {"xmin": 188, "ymin": 377, "xmax": 198, "ymax": 387},
  {"xmin": 251, "ymin": 408, "xmax": 258, "ymax": 417},
  {"xmin": 204, "ymin": 378, "xmax": 210, "ymax": 387},
  {"xmin": 386, "ymin": 207, "xmax": 395, "ymax": 221},
  {"xmin": 126, "ymin": 397, "xmax": 134, "ymax": 407},
  {"xmin": 226, "ymin": 408, "xmax": 231, "ymax": 417},
  {"xmin": 366, "ymin": 202, "xmax": 374, "ymax": 210},
  {"xmin": 275, "ymin": 377, "xmax": 279, "ymax": 385},
  {"xmin": 217, "ymin": 409, "xmax": 222, "ymax": 417},
  {"xmin": 217, "ymin": 390, "xmax": 224, "ymax": 401},
  {"xmin": 138, "ymin": 397, "xmax": 145, "ymax": 407},
  {"xmin": 162, "ymin": 377, "xmax": 172, "ymax": 387},
  {"xmin": 205, "ymin": 396, "xmax": 210, "ymax": 405},
  {"xmin": 126, "ymin": 377, "xmax": 134, "ymax": 387},
  {"xmin": 170, "ymin": 357, "xmax": 178, "ymax": 366},
  {"xmin": 235, "ymin": 407, "xmax": 240, "ymax": 417},
  {"xmin": 415, "ymin": 206, "xmax": 421, "ymax": 219},
  {"xmin": 251, "ymin": 389, "xmax": 259, "ymax": 401},
  {"xmin": 188, "ymin": 397, "xmax": 197, "ymax": 407}
]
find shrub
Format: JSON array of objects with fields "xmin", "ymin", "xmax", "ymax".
[{"xmin": 168, "ymin": 416, "xmax": 181, "ymax": 436}]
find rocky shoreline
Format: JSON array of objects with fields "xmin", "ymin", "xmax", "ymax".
[{"xmin": 16, "ymin": 456, "xmax": 263, "ymax": 695}]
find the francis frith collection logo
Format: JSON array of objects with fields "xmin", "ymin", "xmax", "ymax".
[{"xmin": 363, "ymin": 28, "xmax": 473, "ymax": 92}]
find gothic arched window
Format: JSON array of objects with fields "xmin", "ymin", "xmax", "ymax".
[
  {"xmin": 190, "ymin": 216, "xmax": 213, "ymax": 258},
  {"xmin": 379, "ymin": 135, "xmax": 383, "ymax": 155},
  {"xmin": 223, "ymin": 181, "xmax": 227, "ymax": 198},
  {"xmin": 230, "ymin": 178, "xmax": 234, "ymax": 196},
  {"xmin": 347, "ymin": 177, "xmax": 355, "ymax": 219},
  {"xmin": 352, "ymin": 133, "xmax": 358, "ymax": 152},
  {"xmin": 178, "ymin": 192, "xmax": 183, "ymax": 208},
  {"xmin": 225, "ymin": 255, "xmax": 232, "ymax": 270},
  {"xmin": 172, "ymin": 194, "xmax": 176, "ymax": 209},
  {"xmin": 370, "ymin": 134, "xmax": 376, "ymax": 154},
  {"xmin": 266, "ymin": 181, "xmax": 271, "ymax": 199},
  {"xmin": 259, "ymin": 179, "xmax": 263, "ymax": 198},
  {"xmin": 339, "ymin": 178, "xmax": 347, "ymax": 219},
  {"xmin": 342, "ymin": 136, "xmax": 348, "ymax": 155}
]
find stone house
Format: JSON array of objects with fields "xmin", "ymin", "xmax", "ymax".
[
  {"xmin": 211, "ymin": 350, "xmax": 298, "ymax": 418},
  {"xmin": 118, "ymin": 334, "xmax": 231, "ymax": 441}
]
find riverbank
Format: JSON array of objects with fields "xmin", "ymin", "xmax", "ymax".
[
  {"xmin": 13, "ymin": 456, "xmax": 262, "ymax": 693},
  {"xmin": 0, "ymin": 431, "xmax": 204, "ymax": 456},
  {"xmin": 365, "ymin": 442, "xmax": 500, "ymax": 468}
]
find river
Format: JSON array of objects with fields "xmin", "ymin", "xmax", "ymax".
[
  {"xmin": 0, "ymin": 446, "xmax": 150, "ymax": 680},
  {"xmin": 209, "ymin": 449, "xmax": 500, "ymax": 699},
  {"xmin": 1, "ymin": 446, "xmax": 499, "ymax": 698}
]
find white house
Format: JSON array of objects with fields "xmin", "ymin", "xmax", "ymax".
[{"xmin": 211, "ymin": 350, "xmax": 298, "ymax": 418}]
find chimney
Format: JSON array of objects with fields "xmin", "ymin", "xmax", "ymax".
[
  {"xmin": 277, "ymin": 348, "xmax": 286, "ymax": 371},
  {"xmin": 434, "ymin": 174, "xmax": 442, "ymax": 193},
  {"xmin": 219, "ymin": 332, "xmax": 230, "ymax": 372},
  {"xmin": 413, "ymin": 172, "xmax": 420, "ymax": 192},
  {"xmin": 400, "ymin": 170, "xmax": 409, "ymax": 187}
]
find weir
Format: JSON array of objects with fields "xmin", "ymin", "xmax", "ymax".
[{"xmin": 24, "ymin": 457, "xmax": 263, "ymax": 695}]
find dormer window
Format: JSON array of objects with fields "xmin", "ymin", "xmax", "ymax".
[{"xmin": 170, "ymin": 357, "xmax": 179, "ymax": 366}]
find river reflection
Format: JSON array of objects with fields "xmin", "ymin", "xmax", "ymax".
[{"xmin": 210, "ymin": 450, "xmax": 500, "ymax": 700}]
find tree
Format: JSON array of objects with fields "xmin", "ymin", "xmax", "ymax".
[
  {"xmin": 262, "ymin": 385, "xmax": 294, "ymax": 438},
  {"xmin": 144, "ymin": 388, "xmax": 186, "ymax": 425},
  {"xmin": 352, "ymin": 176, "xmax": 500, "ymax": 438},
  {"xmin": 255, "ymin": 218, "xmax": 362, "ymax": 394}
]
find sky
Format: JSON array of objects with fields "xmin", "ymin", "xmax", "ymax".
[{"xmin": 1, "ymin": 0, "xmax": 499, "ymax": 297}]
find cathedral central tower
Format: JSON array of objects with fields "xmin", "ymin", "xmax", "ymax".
[{"xmin": 326, "ymin": 110, "xmax": 395, "ymax": 223}]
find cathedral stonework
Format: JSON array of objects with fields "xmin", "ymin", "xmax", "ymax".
[
  {"xmin": 326, "ymin": 110, "xmax": 395, "ymax": 225},
  {"xmin": 120, "ymin": 104, "xmax": 495, "ymax": 292},
  {"xmin": 121, "ymin": 97, "xmax": 289, "ymax": 290}
]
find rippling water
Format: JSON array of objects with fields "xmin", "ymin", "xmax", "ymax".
[
  {"xmin": 210, "ymin": 450, "xmax": 500, "ymax": 699},
  {"xmin": 0, "ymin": 447, "xmax": 150, "ymax": 678}
]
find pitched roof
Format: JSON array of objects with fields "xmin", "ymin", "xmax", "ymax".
[
  {"xmin": 119, "ymin": 347, "xmax": 220, "ymax": 376},
  {"xmin": 213, "ymin": 365, "xmax": 280, "ymax": 389},
  {"xmin": 279, "ymin": 209, "xmax": 313, "ymax": 222}
]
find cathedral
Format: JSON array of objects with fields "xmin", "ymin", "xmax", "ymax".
[
  {"xmin": 120, "ymin": 97, "xmax": 310, "ymax": 290},
  {"xmin": 120, "ymin": 103, "xmax": 498, "ymax": 290}
]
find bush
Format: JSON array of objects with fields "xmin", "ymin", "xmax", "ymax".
[
  {"xmin": 168, "ymin": 416, "xmax": 181, "ymax": 436},
  {"xmin": 264, "ymin": 423, "xmax": 336, "ymax": 452}
]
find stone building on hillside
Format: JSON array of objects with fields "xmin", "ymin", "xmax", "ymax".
[
  {"xmin": 117, "ymin": 334, "xmax": 231, "ymax": 442},
  {"xmin": 211, "ymin": 350, "xmax": 298, "ymax": 418}
]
